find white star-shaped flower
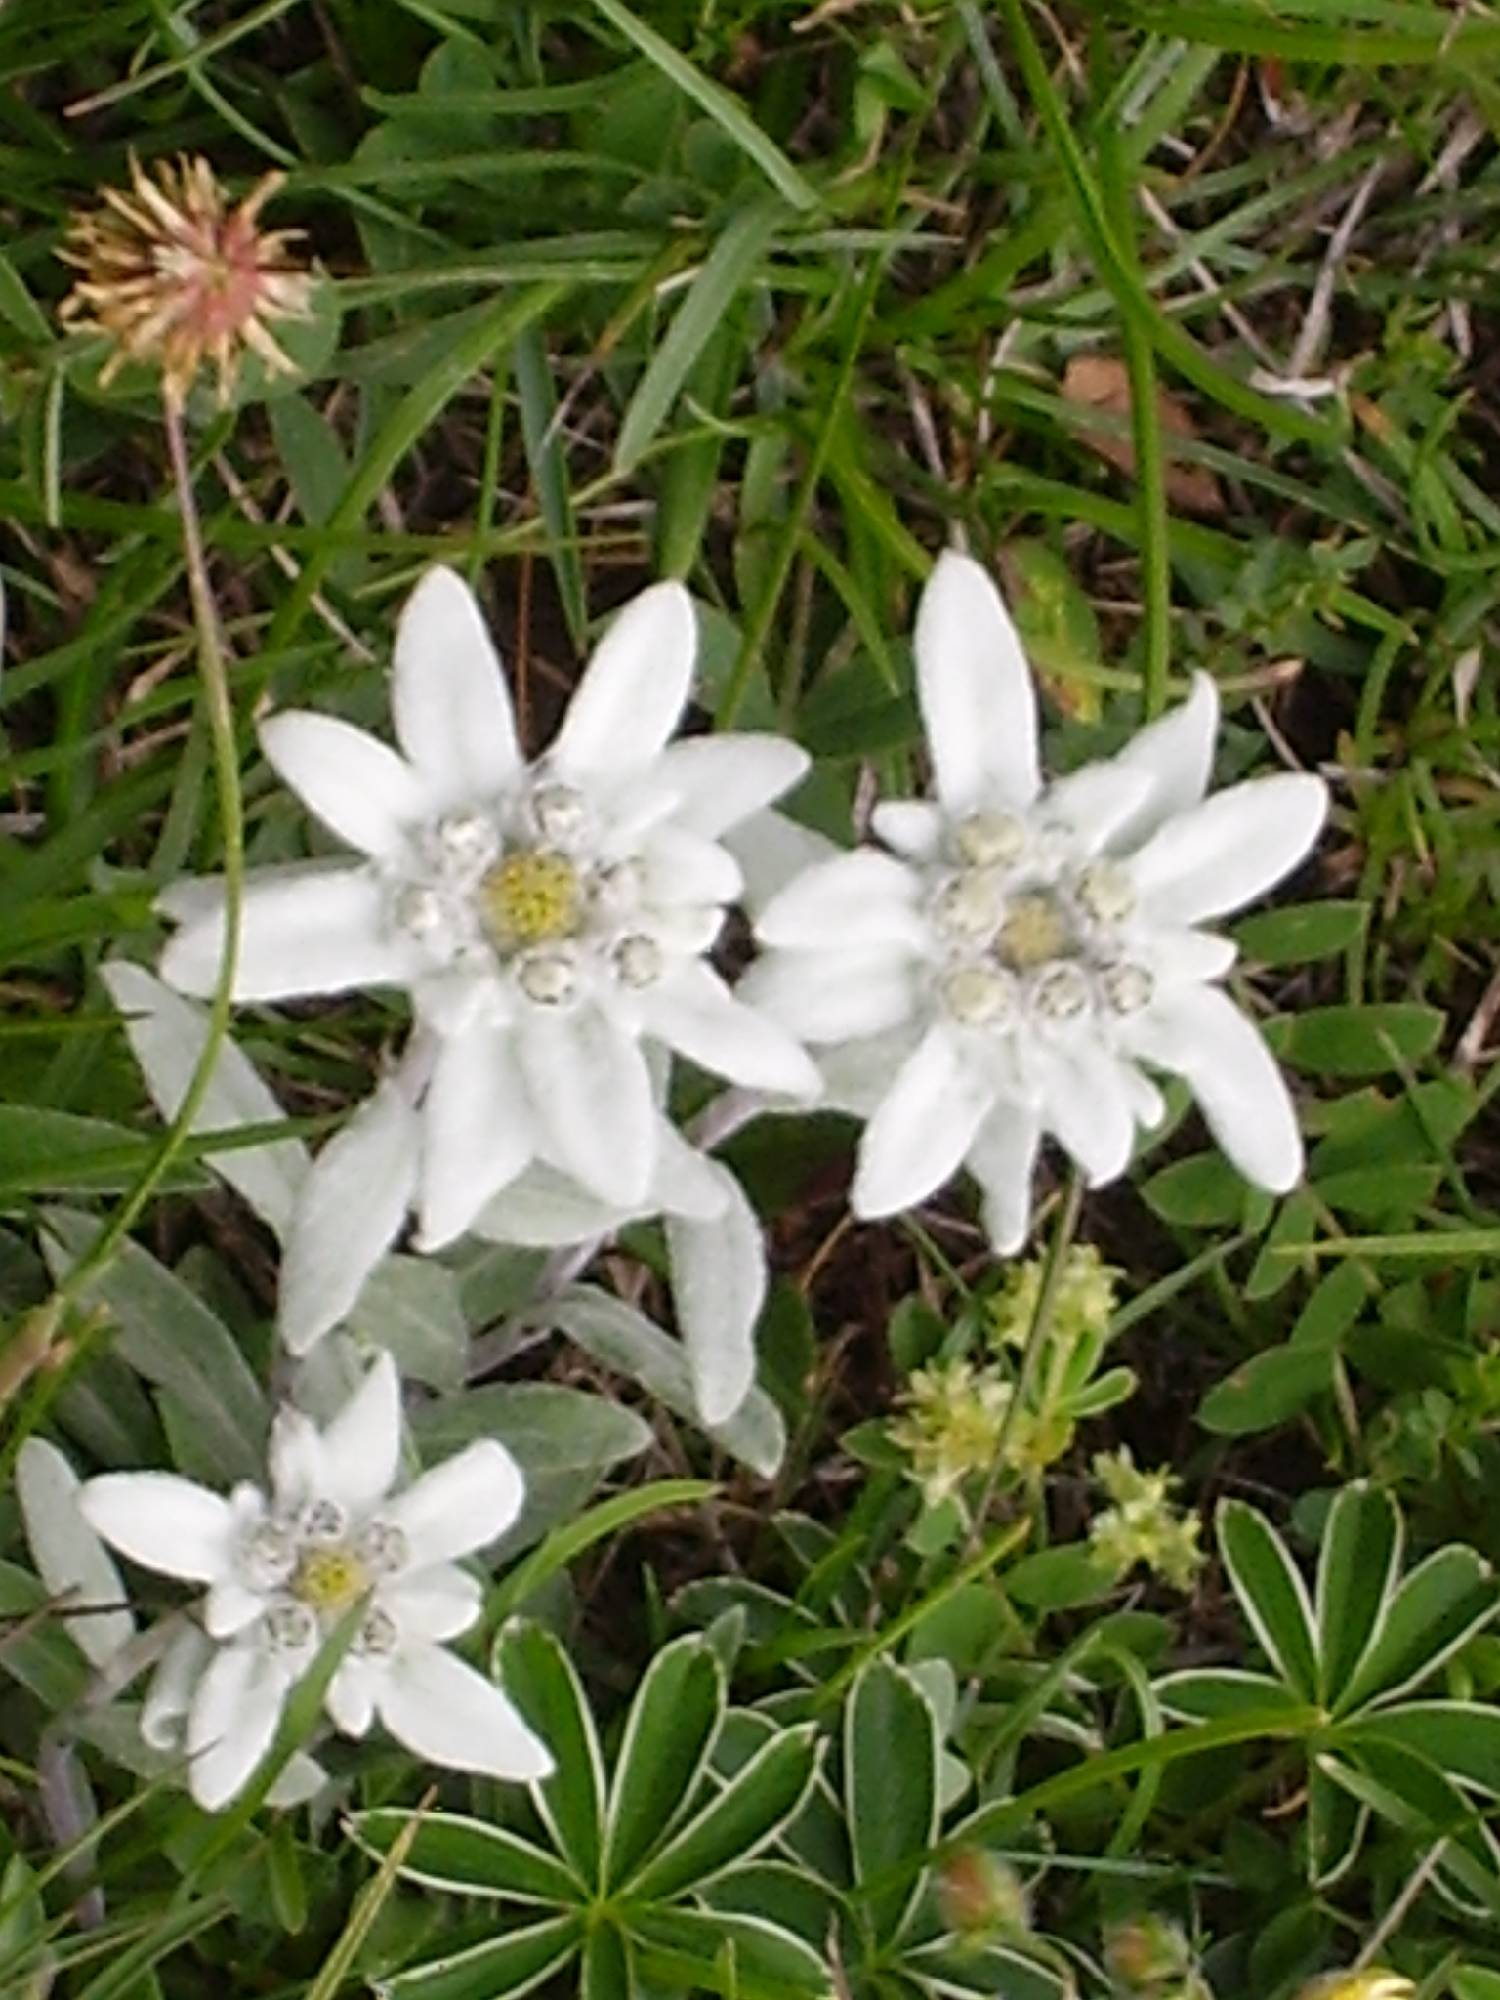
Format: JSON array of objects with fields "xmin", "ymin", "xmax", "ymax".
[
  {"xmin": 743, "ymin": 551, "xmax": 1329, "ymax": 1251},
  {"xmin": 79, "ymin": 1353, "xmax": 551, "ymax": 1811},
  {"xmin": 159, "ymin": 568, "xmax": 819, "ymax": 1248}
]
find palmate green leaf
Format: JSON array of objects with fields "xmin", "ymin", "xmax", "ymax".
[
  {"xmin": 703, "ymin": 1859, "xmax": 839, "ymax": 1948},
  {"xmin": 1345, "ymin": 1702, "xmax": 1500, "ymax": 1798},
  {"xmin": 846, "ymin": 1656, "xmax": 938, "ymax": 1949},
  {"xmin": 493, "ymin": 1621, "xmax": 607, "ymax": 1884},
  {"xmin": 1313, "ymin": 1482, "xmax": 1402, "ymax": 1705},
  {"xmin": 1306, "ymin": 1759, "xmax": 1366, "ymax": 1888},
  {"xmin": 627, "ymin": 1722, "xmax": 819, "ymax": 1900},
  {"xmin": 351, "ymin": 1810, "xmax": 581, "ymax": 1905},
  {"xmin": 1335, "ymin": 1544, "xmax": 1500, "ymax": 1716},
  {"xmin": 1319, "ymin": 1739, "xmax": 1500, "ymax": 1918},
  {"xmin": 904, "ymin": 1938, "xmax": 1072, "ymax": 2000},
  {"xmin": 628, "ymin": 1907, "xmax": 834, "ymax": 2000},
  {"xmin": 603, "ymin": 1633, "xmax": 725, "ymax": 1889},
  {"xmin": 581, "ymin": 1921, "xmax": 630, "ymax": 2000},
  {"xmin": 41, "ymin": 1208, "xmax": 267, "ymax": 1485},
  {"xmin": 1153, "ymin": 1669, "xmax": 1305, "ymax": 1724},
  {"xmin": 1216, "ymin": 1503, "xmax": 1318, "ymax": 1700},
  {"xmin": 374, "ymin": 1913, "xmax": 580, "ymax": 2000}
]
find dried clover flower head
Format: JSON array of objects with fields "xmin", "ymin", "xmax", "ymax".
[{"xmin": 59, "ymin": 155, "xmax": 310, "ymax": 406}]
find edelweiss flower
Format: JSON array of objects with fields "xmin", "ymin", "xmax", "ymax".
[
  {"xmin": 160, "ymin": 568, "xmax": 819, "ymax": 1252},
  {"xmin": 59, "ymin": 154, "xmax": 310, "ymax": 406},
  {"xmin": 79, "ymin": 1353, "xmax": 551, "ymax": 1810},
  {"xmin": 745, "ymin": 552, "xmax": 1328, "ymax": 1250}
]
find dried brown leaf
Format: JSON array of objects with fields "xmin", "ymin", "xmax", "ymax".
[{"xmin": 1062, "ymin": 353, "xmax": 1225, "ymax": 516}]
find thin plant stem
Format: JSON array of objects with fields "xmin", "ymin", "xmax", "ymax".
[
  {"xmin": 0, "ymin": 399, "xmax": 245, "ymax": 1473},
  {"xmin": 963, "ymin": 1172, "xmax": 1086, "ymax": 1554}
]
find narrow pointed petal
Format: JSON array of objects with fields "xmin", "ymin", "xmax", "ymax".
[
  {"xmin": 652, "ymin": 734, "xmax": 810, "ymax": 838},
  {"xmin": 103, "ymin": 962, "xmax": 309, "ymax": 1241},
  {"xmin": 1129, "ymin": 773, "xmax": 1329, "ymax": 924},
  {"xmin": 915, "ymin": 550, "xmax": 1040, "ymax": 814},
  {"xmin": 756, "ymin": 850, "xmax": 927, "ymax": 951},
  {"xmin": 375, "ymin": 1644, "xmax": 553, "ymax": 1781},
  {"xmin": 653, "ymin": 1122, "xmax": 732, "ymax": 1222},
  {"xmin": 1042, "ymin": 761, "xmax": 1153, "ymax": 851},
  {"xmin": 327, "ymin": 1657, "xmax": 376, "ymax": 1738},
  {"xmin": 142, "ymin": 1624, "xmax": 213, "ymax": 1750},
  {"xmin": 1127, "ymin": 985, "xmax": 1304, "ymax": 1191},
  {"xmin": 870, "ymin": 799, "xmax": 946, "ymax": 860},
  {"xmin": 17, "ymin": 1440, "xmax": 135, "ymax": 1668},
  {"xmin": 516, "ymin": 1005, "xmax": 655, "ymax": 1208},
  {"xmin": 260, "ymin": 713, "xmax": 429, "ymax": 859},
  {"xmin": 392, "ymin": 567, "xmax": 521, "ymax": 803},
  {"xmin": 722, "ymin": 809, "xmax": 840, "ymax": 914},
  {"xmin": 416, "ymin": 1028, "xmax": 535, "ymax": 1251},
  {"xmin": 553, "ymin": 582, "xmax": 696, "ymax": 777},
  {"xmin": 1108, "ymin": 671, "xmax": 1219, "ymax": 850},
  {"xmin": 1151, "ymin": 928, "xmax": 1238, "ymax": 985},
  {"xmin": 852, "ymin": 1027, "xmax": 994, "ymax": 1218},
  {"xmin": 385, "ymin": 1564, "xmax": 483, "ymax": 1641},
  {"xmin": 666, "ymin": 1159, "xmax": 765, "ymax": 1425},
  {"xmin": 739, "ymin": 947, "xmax": 919, "ymax": 1045},
  {"xmin": 476, "ymin": 1166, "xmax": 627, "ymax": 1246},
  {"xmin": 187, "ymin": 1640, "xmax": 290, "ymax": 1811},
  {"xmin": 639, "ymin": 963, "xmax": 822, "ymax": 1098},
  {"xmin": 319, "ymin": 1353, "xmax": 403, "ymax": 1514},
  {"xmin": 1040, "ymin": 1044, "xmax": 1137, "ymax": 1187},
  {"xmin": 160, "ymin": 866, "xmax": 418, "ymax": 1004},
  {"xmin": 269, "ymin": 1413, "xmax": 322, "ymax": 1511},
  {"xmin": 386, "ymin": 1440, "xmax": 525, "ymax": 1565},
  {"xmin": 278, "ymin": 1081, "xmax": 420, "ymax": 1356},
  {"xmin": 966, "ymin": 1105, "xmax": 1041, "ymax": 1254},
  {"xmin": 204, "ymin": 1579, "xmax": 269, "ymax": 1640},
  {"xmin": 79, "ymin": 1473, "xmax": 235, "ymax": 1584},
  {"xmin": 637, "ymin": 825, "xmax": 742, "ymax": 907}
]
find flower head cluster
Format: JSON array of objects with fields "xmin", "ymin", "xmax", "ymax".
[
  {"xmin": 1088, "ymin": 1448, "xmax": 1204, "ymax": 1591},
  {"xmin": 1105, "ymin": 1916, "xmax": 1213, "ymax": 2000},
  {"xmin": 988, "ymin": 1243, "xmax": 1119, "ymax": 1352},
  {"xmin": 76, "ymin": 1354, "xmax": 549, "ymax": 1811},
  {"xmin": 161, "ymin": 569, "xmax": 816, "ymax": 1271},
  {"xmin": 746, "ymin": 551, "xmax": 1328, "ymax": 1252},
  {"xmin": 60, "ymin": 155, "xmax": 310, "ymax": 406},
  {"xmin": 890, "ymin": 1357, "xmax": 1014, "ymax": 1508}
]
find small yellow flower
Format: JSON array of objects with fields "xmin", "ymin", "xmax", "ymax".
[
  {"xmin": 1296, "ymin": 1973, "xmax": 1415, "ymax": 2000},
  {"xmin": 60, "ymin": 154, "xmax": 311, "ymax": 406},
  {"xmin": 890, "ymin": 1358, "xmax": 1012, "ymax": 1508},
  {"xmin": 1089, "ymin": 1449, "xmax": 1204, "ymax": 1592},
  {"xmin": 989, "ymin": 1242, "xmax": 1120, "ymax": 1351}
]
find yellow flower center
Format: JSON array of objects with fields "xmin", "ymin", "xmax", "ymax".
[
  {"xmin": 995, "ymin": 894, "xmax": 1069, "ymax": 970},
  {"xmin": 480, "ymin": 850, "xmax": 582, "ymax": 948},
  {"xmin": 292, "ymin": 1547, "xmax": 370, "ymax": 1613}
]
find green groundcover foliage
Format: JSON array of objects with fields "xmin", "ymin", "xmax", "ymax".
[{"xmin": 1, "ymin": 3, "xmax": 1499, "ymax": 1998}]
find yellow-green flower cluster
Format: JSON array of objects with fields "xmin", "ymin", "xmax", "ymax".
[
  {"xmin": 1088, "ymin": 1449, "xmax": 1203, "ymax": 1591},
  {"xmin": 988, "ymin": 1244, "xmax": 1120, "ymax": 1352},
  {"xmin": 889, "ymin": 1359, "xmax": 1014, "ymax": 1508}
]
